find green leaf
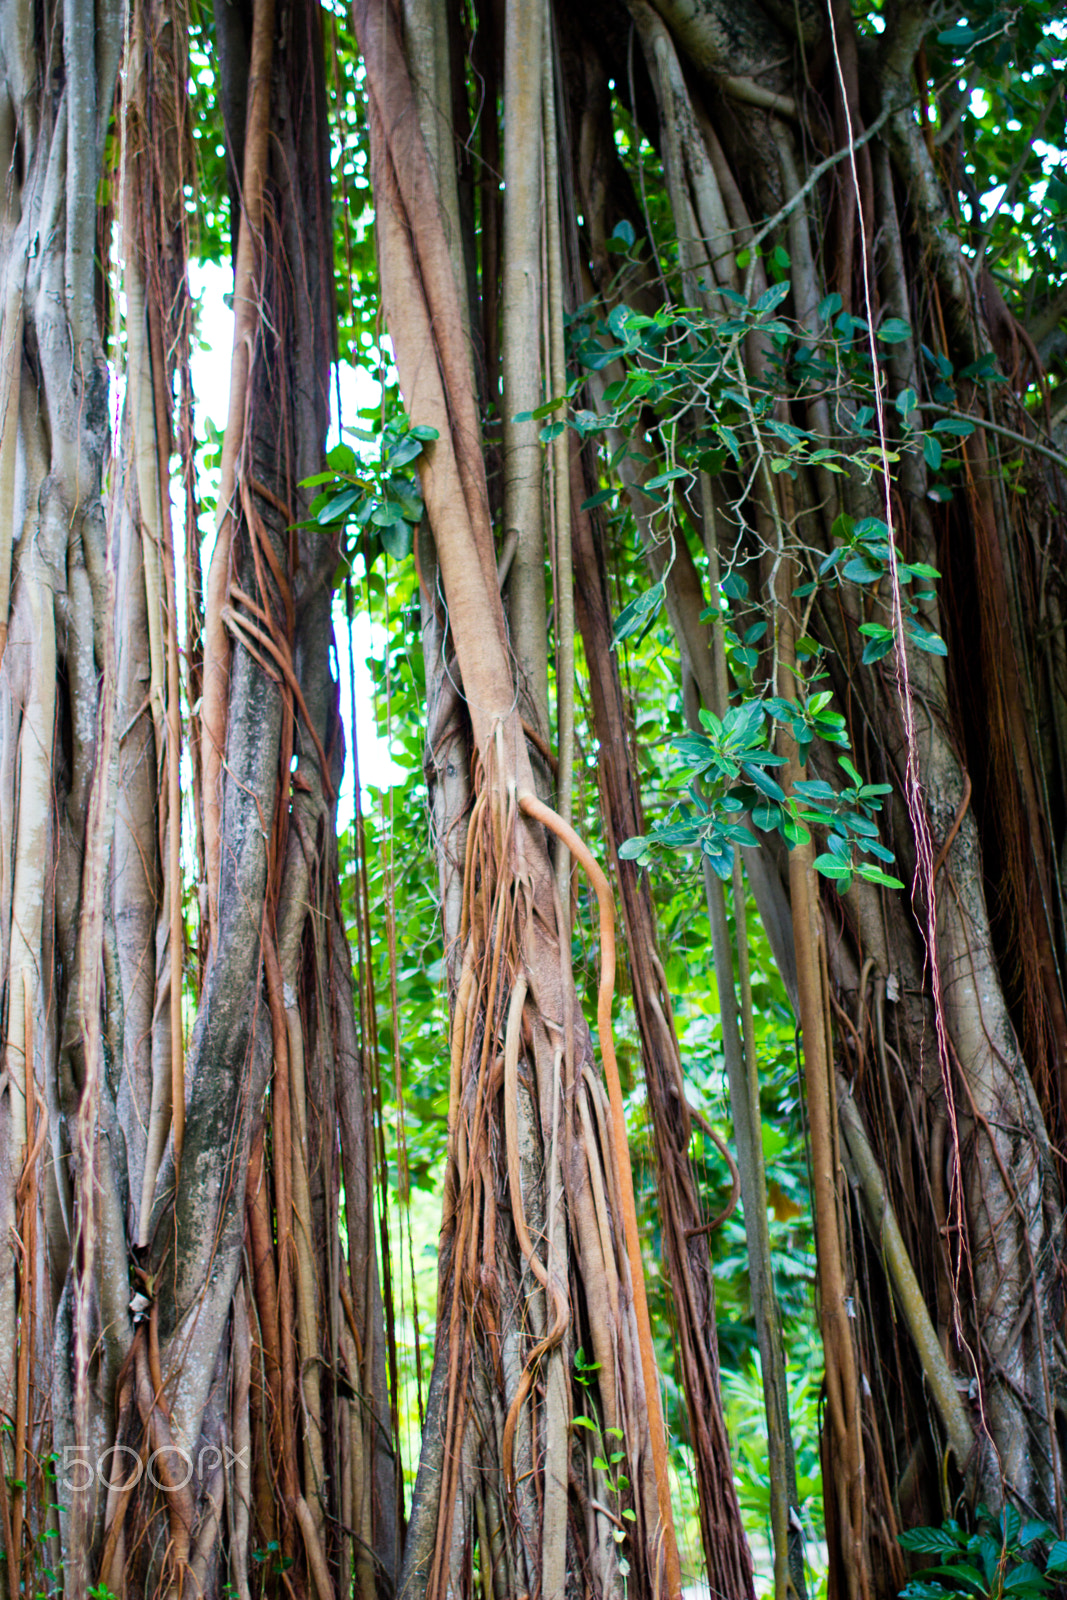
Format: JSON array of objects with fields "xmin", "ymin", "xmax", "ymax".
[
  {"xmin": 618, "ymin": 836, "xmax": 648, "ymax": 861},
  {"xmin": 862, "ymin": 634, "xmax": 894, "ymax": 664},
  {"xmin": 326, "ymin": 443, "xmax": 358, "ymax": 472},
  {"xmin": 300, "ymin": 471, "xmax": 344, "ymax": 488},
  {"xmin": 898, "ymin": 1528, "xmax": 969, "ymax": 1557},
  {"xmin": 572, "ymin": 1415, "xmax": 599, "ymax": 1431},
  {"xmin": 895, "ymin": 387, "xmax": 918, "ymax": 418},
  {"xmin": 539, "ymin": 421, "xmax": 565, "ymax": 442},
  {"xmin": 371, "ymin": 499, "xmax": 406, "ymax": 526},
  {"xmin": 938, "ymin": 22, "xmax": 977, "ymax": 48},
  {"xmin": 766, "ymin": 419, "xmax": 808, "ymax": 446},
  {"xmin": 409, "ymin": 424, "xmax": 440, "ymax": 441},
  {"xmin": 878, "ymin": 317, "xmax": 912, "ymax": 344},
  {"xmin": 611, "ymin": 218, "xmax": 636, "ymax": 249},
  {"xmin": 532, "ymin": 395, "xmax": 567, "ymax": 420},
  {"xmin": 923, "ymin": 434, "xmax": 943, "ymax": 472},
  {"xmin": 907, "ymin": 623, "xmax": 948, "ymax": 657},
  {"xmin": 742, "ymin": 763, "xmax": 786, "ymax": 804},
  {"xmin": 842, "ymin": 557, "xmax": 882, "ymax": 584},
  {"xmin": 932, "ymin": 417, "xmax": 975, "ymax": 437},
  {"xmin": 581, "ymin": 488, "xmax": 615, "ymax": 511},
  {"xmin": 645, "ymin": 467, "xmax": 688, "ymax": 490},
  {"xmin": 316, "ymin": 486, "xmax": 362, "ymax": 524},
  {"xmin": 914, "ymin": 1563, "xmax": 987, "ymax": 1595},
  {"xmin": 755, "ymin": 280, "xmax": 790, "ymax": 315},
  {"xmin": 386, "ymin": 435, "xmax": 424, "ymax": 468},
  {"xmin": 793, "ymin": 779, "xmax": 835, "ymax": 802},
  {"xmin": 856, "ymin": 863, "xmax": 905, "ymax": 890},
  {"xmin": 386, "ymin": 475, "xmax": 424, "ymax": 520},
  {"xmin": 1043, "ymin": 1541, "xmax": 1067, "ymax": 1575},
  {"xmin": 673, "ymin": 735, "xmax": 716, "ymax": 767},
  {"xmin": 1004, "ymin": 1563, "xmax": 1048, "ymax": 1595},
  {"xmin": 379, "ymin": 521, "xmax": 413, "ymax": 560},
  {"xmin": 613, "ymin": 582, "xmax": 664, "ymax": 647},
  {"xmin": 814, "ymin": 854, "xmax": 852, "ymax": 880},
  {"xmin": 818, "ymin": 292, "xmax": 843, "ymax": 323},
  {"xmin": 716, "ymin": 424, "xmax": 742, "ymax": 463}
]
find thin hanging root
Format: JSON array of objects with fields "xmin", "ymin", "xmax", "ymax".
[
  {"xmin": 541, "ymin": 17, "xmax": 573, "ymax": 908},
  {"xmin": 516, "ymin": 790, "xmax": 682, "ymax": 1600},
  {"xmin": 146, "ymin": 292, "xmax": 186, "ymax": 1172},
  {"xmin": 683, "ymin": 1104, "xmax": 740, "ymax": 1234},
  {"xmin": 502, "ymin": 976, "xmax": 550, "ymax": 1298},
  {"xmin": 202, "ymin": 0, "xmax": 276, "ymax": 952},
  {"xmin": 500, "ymin": 973, "xmax": 569, "ymax": 1496},
  {"xmin": 11, "ymin": 975, "xmax": 44, "ymax": 1597},
  {"xmin": 294, "ymin": 1495, "xmax": 333, "ymax": 1600},
  {"xmin": 836, "ymin": 1078, "xmax": 974, "ymax": 1466},
  {"xmin": 229, "ymin": 1283, "xmax": 253, "ymax": 1600},
  {"xmin": 221, "ymin": 605, "xmax": 334, "ymax": 800}
]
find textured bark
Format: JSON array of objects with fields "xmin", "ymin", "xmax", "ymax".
[
  {"xmin": 0, "ymin": 0, "xmax": 394, "ymax": 1594},
  {"xmin": 356, "ymin": 2, "xmax": 685, "ymax": 1594},
  {"xmin": 571, "ymin": 446, "xmax": 759, "ymax": 1600},
  {"xmin": 420, "ymin": 0, "xmax": 1067, "ymax": 1589},
  {"xmin": 579, "ymin": 0, "xmax": 1067, "ymax": 1570}
]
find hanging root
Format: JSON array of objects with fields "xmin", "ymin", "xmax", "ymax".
[{"xmin": 517, "ymin": 789, "xmax": 682, "ymax": 1599}]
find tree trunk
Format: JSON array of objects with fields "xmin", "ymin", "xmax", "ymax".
[
  {"xmin": 358, "ymin": 0, "xmax": 1067, "ymax": 1595},
  {"xmin": 0, "ymin": 0, "xmax": 395, "ymax": 1593}
]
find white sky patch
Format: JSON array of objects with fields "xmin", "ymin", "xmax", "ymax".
[{"xmin": 186, "ymin": 259, "xmax": 405, "ymax": 805}]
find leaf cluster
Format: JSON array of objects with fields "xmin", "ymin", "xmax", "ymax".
[
  {"xmin": 301, "ymin": 418, "xmax": 439, "ymax": 572},
  {"xmin": 899, "ymin": 1507, "xmax": 1067, "ymax": 1600}
]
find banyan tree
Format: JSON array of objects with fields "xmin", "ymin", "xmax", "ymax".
[{"xmin": 0, "ymin": 0, "xmax": 1065, "ymax": 1596}]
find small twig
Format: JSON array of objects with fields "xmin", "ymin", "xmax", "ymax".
[
  {"xmin": 924, "ymin": 406, "xmax": 1067, "ymax": 475},
  {"xmin": 743, "ymin": 102, "xmax": 897, "ymax": 297},
  {"xmin": 684, "ymin": 1104, "xmax": 741, "ymax": 1233}
]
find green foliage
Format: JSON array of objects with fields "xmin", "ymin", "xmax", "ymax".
[
  {"xmin": 721, "ymin": 1327, "xmax": 824, "ymax": 1561},
  {"xmin": 542, "ymin": 264, "xmax": 996, "ymax": 899},
  {"xmin": 618, "ymin": 695, "xmax": 900, "ymax": 896},
  {"xmin": 898, "ymin": 1508, "xmax": 1067, "ymax": 1600},
  {"xmin": 301, "ymin": 417, "xmax": 439, "ymax": 571},
  {"xmin": 573, "ymin": 1357, "xmax": 637, "ymax": 1579},
  {"xmin": 930, "ymin": 0, "xmax": 1067, "ymax": 295}
]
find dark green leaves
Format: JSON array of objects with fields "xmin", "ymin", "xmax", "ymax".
[
  {"xmin": 605, "ymin": 218, "xmax": 636, "ymax": 253},
  {"xmin": 932, "ymin": 416, "xmax": 976, "ymax": 437},
  {"xmin": 899, "ymin": 1507, "xmax": 1063, "ymax": 1600},
  {"xmin": 612, "ymin": 581, "xmax": 664, "ymax": 647},
  {"xmin": 755, "ymin": 280, "xmax": 791, "ymax": 316},
  {"xmin": 299, "ymin": 416, "xmax": 438, "ymax": 569}
]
